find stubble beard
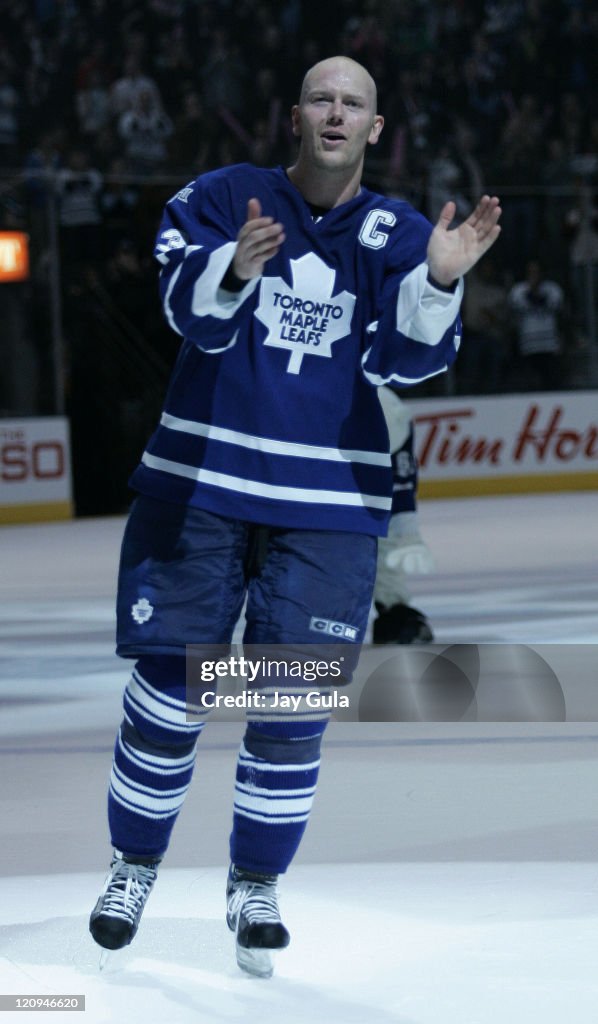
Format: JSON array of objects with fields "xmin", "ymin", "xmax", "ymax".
[{"xmin": 310, "ymin": 140, "xmax": 362, "ymax": 176}]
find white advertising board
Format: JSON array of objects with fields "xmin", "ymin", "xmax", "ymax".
[
  {"xmin": 0, "ymin": 417, "xmax": 73, "ymax": 523},
  {"xmin": 409, "ymin": 391, "xmax": 598, "ymax": 497}
]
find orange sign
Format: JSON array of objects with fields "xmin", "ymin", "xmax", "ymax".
[{"xmin": 0, "ymin": 232, "xmax": 29, "ymax": 281}]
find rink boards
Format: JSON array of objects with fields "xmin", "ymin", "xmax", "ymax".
[
  {"xmin": 0, "ymin": 417, "xmax": 73, "ymax": 524},
  {"xmin": 412, "ymin": 390, "xmax": 598, "ymax": 498},
  {"xmin": 0, "ymin": 394, "xmax": 596, "ymax": 524}
]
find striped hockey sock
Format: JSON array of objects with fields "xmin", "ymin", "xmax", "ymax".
[
  {"xmin": 108, "ymin": 655, "xmax": 209, "ymax": 859},
  {"xmin": 230, "ymin": 713, "xmax": 330, "ymax": 876}
]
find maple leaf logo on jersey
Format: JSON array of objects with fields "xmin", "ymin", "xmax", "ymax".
[{"xmin": 254, "ymin": 253, "xmax": 356, "ymax": 374}]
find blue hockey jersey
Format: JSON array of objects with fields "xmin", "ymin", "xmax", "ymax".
[{"xmin": 130, "ymin": 164, "xmax": 463, "ymax": 536}]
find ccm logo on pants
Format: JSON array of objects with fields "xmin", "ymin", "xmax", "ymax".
[{"xmin": 309, "ymin": 617, "xmax": 359, "ymax": 641}]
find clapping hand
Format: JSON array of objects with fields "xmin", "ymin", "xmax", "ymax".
[
  {"xmin": 233, "ymin": 198, "xmax": 286, "ymax": 281},
  {"xmin": 427, "ymin": 195, "xmax": 502, "ymax": 287}
]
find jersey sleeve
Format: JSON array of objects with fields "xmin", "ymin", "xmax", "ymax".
[
  {"xmin": 153, "ymin": 171, "xmax": 260, "ymax": 353},
  {"xmin": 362, "ymin": 209, "xmax": 463, "ymax": 387}
]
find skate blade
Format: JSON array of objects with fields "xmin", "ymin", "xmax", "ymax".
[
  {"xmin": 99, "ymin": 949, "xmax": 111, "ymax": 971},
  {"xmin": 236, "ymin": 944, "xmax": 274, "ymax": 979}
]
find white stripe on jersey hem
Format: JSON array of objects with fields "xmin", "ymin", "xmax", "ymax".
[
  {"xmin": 141, "ymin": 452, "xmax": 391, "ymax": 510},
  {"xmin": 160, "ymin": 412, "xmax": 390, "ymax": 467}
]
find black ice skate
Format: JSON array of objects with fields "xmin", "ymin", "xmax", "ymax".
[
  {"xmin": 373, "ymin": 601, "xmax": 434, "ymax": 645},
  {"xmin": 89, "ymin": 849, "xmax": 160, "ymax": 960},
  {"xmin": 226, "ymin": 863, "xmax": 290, "ymax": 978}
]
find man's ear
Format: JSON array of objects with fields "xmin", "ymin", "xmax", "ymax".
[
  {"xmin": 368, "ymin": 114, "xmax": 384, "ymax": 146},
  {"xmin": 291, "ymin": 105, "xmax": 302, "ymax": 138}
]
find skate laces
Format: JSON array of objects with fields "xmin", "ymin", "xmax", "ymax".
[
  {"xmin": 99, "ymin": 858, "xmax": 157, "ymax": 923},
  {"xmin": 229, "ymin": 878, "xmax": 281, "ymax": 925}
]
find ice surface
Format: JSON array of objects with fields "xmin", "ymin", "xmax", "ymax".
[
  {"xmin": 1, "ymin": 493, "xmax": 598, "ymax": 1022},
  {"xmin": 1, "ymin": 864, "xmax": 598, "ymax": 1024}
]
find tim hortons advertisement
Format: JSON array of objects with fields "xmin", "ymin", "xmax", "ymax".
[
  {"xmin": 409, "ymin": 392, "xmax": 598, "ymax": 498},
  {"xmin": 0, "ymin": 417, "xmax": 73, "ymax": 523}
]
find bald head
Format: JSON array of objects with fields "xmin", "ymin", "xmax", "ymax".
[
  {"xmin": 299, "ymin": 56, "xmax": 378, "ymax": 113},
  {"xmin": 288, "ymin": 54, "xmax": 384, "ymax": 203}
]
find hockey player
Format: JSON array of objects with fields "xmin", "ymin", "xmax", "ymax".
[
  {"xmin": 89, "ymin": 56, "xmax": 501, "ymax": 977},
  {"xmin": 373, "ymin": 387, "xmax": 435, "ymax": 644}
]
